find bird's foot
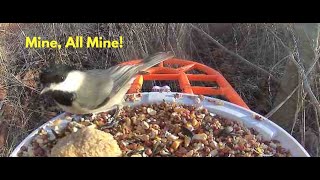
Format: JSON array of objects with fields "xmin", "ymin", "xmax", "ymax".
[
  {"xmin": 90, "ymin": 112, "xmax": 98, "ymax": 119},
  {"xmin": 101, "ymin": 105, "xmax": 123, "ymax": 129},
  {"xmin": 112, "ymin": 104, "xmax": 123, "ymax": 118}
]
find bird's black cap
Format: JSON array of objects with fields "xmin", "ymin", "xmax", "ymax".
[{"xmin": 40, "ymin": 64, "xmax": 75, "ymax": 84}]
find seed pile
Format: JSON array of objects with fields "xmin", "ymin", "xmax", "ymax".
[{"xmin": 17, "ymin": 100, "xmax": 291, "ymax": 157}]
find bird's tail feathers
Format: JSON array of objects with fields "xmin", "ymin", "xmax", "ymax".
[{"xmin": 138, "ymin": 51, "xmax": 174, "ymax": 71}]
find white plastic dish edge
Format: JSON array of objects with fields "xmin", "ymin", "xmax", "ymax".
[{"xmin": 10, "ymin": 92, "xmax": 310, "ymax": 157}]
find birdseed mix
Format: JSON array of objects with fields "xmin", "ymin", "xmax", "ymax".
[{"xmin": 17, "ymin": 99, "xmax": 291, "ymax": 157}]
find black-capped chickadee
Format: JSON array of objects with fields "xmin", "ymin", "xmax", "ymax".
[{"xmin": 39, "ymin": 52, "xmax": 174, "ymax": 116}]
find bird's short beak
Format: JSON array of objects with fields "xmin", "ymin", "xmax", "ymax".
[{"xmin": 40, "ymin": 87, "xmax": 50, "ymax": 95}]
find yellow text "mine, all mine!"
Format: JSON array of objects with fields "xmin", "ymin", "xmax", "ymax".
[{"xmin": 25, "ymin": 36, "xmax": 124, "ymax": 49}]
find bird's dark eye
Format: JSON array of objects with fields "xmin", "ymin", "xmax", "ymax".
[{"xmin": 61, "ymin": 76, "xmax": 65, "ymax": 80}]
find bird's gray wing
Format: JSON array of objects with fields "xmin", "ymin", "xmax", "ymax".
[
  {"xmin": 74, "ymin": 65, "xmax": 136, "ymax": 110},
  {"xmin": 75, "ymin": 52, "xmax": 174, "ymax": 110},
  {"xmin": 73, "ymin": 69, "xmax": 115, "ymax": 110},
  {"xmin": 109, "ymin": 52, "xmax": 174, "ymax": 100}
]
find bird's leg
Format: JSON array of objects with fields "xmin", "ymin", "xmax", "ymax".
[
  {"xmin": 101, "ymin": 104, "xmax": 123, "ymax": 129},
  {"xmin": 90, "ymin": 112, "xmax": 98, "ymax": 119},
  {"xmin": 112, "ymin": 104, "xmax": 123, "ymax": 118}
]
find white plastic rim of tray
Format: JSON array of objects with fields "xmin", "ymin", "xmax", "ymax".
[{"xmin": 10, "ymin": 92, "xmax": 310, "ymax": 157}]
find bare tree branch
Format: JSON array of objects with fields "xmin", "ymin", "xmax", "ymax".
[
  {"xmin": 265, "ymin": 25, "xmax": 320, "ymax": 132},
  {"xmin": 188, "ymin": 24, "xmax": 278, "ymax": 82}
]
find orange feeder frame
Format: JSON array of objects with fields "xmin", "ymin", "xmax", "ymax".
[{"xmin": 120, "ymin": 58, "xmax": 249, "ymax": 109}]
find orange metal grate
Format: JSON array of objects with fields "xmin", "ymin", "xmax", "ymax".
[{"xmin": 120, "ymin": 58, "xmax": 249, "ymax": 109}]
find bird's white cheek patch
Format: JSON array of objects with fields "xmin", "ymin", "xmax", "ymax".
[{"xmin": 54, "ymin": 71, "xmax": 85, "ymax": 92}]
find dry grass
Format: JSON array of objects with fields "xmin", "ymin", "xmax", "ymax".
[{"xmin": 0, "ymin": 23, "xmax": 319, "ymax": 156}]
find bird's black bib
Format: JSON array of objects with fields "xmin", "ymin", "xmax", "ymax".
[{"xmin": 47, "ymin": 90, "xmax": 77, "ymax": 106}]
